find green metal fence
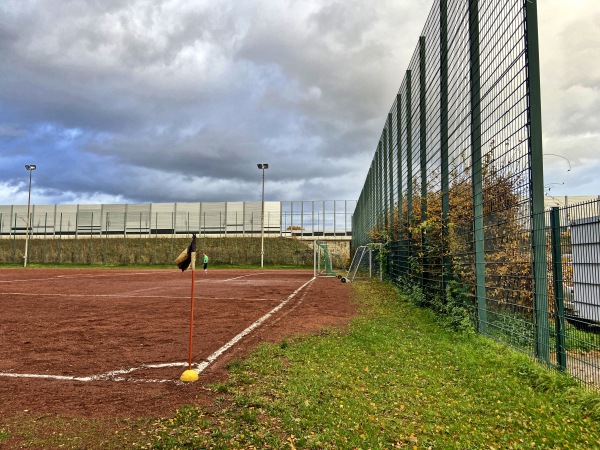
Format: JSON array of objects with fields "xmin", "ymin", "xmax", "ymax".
[
  {"xmin": 353, "ymin": 0, "xmax": 560, "ymax": 377},
  {"xmin": 548, "ymin": 200, "xmax": 600, "ymax": 389},
  {"xmin": 353, "ymin": 0, "xmax": 599, "ymax": 391}
]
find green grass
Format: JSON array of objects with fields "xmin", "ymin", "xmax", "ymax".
[
  {"xmin": 0, "ymin": 415, "xmax": 151, "ymax": 449},
  {"xmin": 145, "ymin": 281, "xmax": 600, "ymax": 449},
  {"xmin": 0, "ymin": 236, "xmax": 319, "ymax": 267},
  {"xmin": 2, "ymin": 281, "xmax": 599, "ymax": 449}
]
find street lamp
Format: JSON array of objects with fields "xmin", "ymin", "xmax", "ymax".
[
  {"xmin": 257, "ymin": 163, "xmax": 269, "ymax": 268},
  {"xmin": 24, "ymin": 164, "xmax": 37, "ymax": 268}
]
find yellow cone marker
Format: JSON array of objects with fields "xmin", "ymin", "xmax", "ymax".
[{"xmin": 180, "ymin": 369, "xmax": 199, "ymax": 383}]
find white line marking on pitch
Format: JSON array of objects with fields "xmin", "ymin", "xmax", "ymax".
[
  {"xmin": 0, "ymin": 362, "xmax": 187, "ymax": 384},
  {"xmin": 0, "ymin": 292, "xmax": 190, "ymax": 299},
  {"xmin": 192, "ymin": 277, "xmax": 316, "ymax": 374},
  {"xmin": 0, "ymin": 271, "xmax": 164, "ymax": 283},
  {"xmin": 0, "ymin": 276, "xmax": 316, "ymax": 383},
  {"xmin": 0, "ymin": 292, "xmax": 290, "ymax": 302},
  {"xmin": 219, "ymin": 273, "xmax": 269, "ymax": 282}
]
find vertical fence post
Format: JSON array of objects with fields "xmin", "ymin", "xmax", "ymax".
[
  {"xmin": 12, "ymin": 213, "xmax": 17, "ymax": 263},
  {"xmin": 333, "ymin": 201, "xmax": 337, "ymax": 237},
  {"xmin": 388, "ymin": 114, "xmax": 394, "ymax": 238},
  {"xmin": 138, "ymin": 211, "xmax": 143, "ymax": 263},
  {"xmin": 89, "ymin": 212, "xmax": 93, "ymax": 264},
  {"xmin": 550, "ymin": 207, "xmax": 567, "ymax": 370},
  {"xmin": 440, "ymin": 0, "xmax": 450, "ymax": 297},
  {"xmin": 100, "ymin": 204, "xmax": 105, "ymax": 238},
  {"xmin": 396, "ymin": 94, "xmax": 404, "ymax": 273},
  {"xmin": 321, "ymin": 201, "xmax": 325, "ymax": 237},
  {"xmin": 376, "ymin": 141, "xmax": 383, "ymax": 231},
  {"xmin": 170, "ymin": 212, "xmax": 175, "ymax": 261},
  {"xmin": 406, "ymin": 70, "xmax": 413, "ymax": 279},
  {"xmin": 58, "ymin": 213, "xmax": 63, "ymax": 264},
  {"xmin": 406, "ymin": 71, "xmax": 413, "ymax": 222},
  {"xmin": 469, "ymin": 0, "xmax": 487, "ymax": 333},
  {"xmin": 73, "ymin": 207, "xmax": 79, "ymax": 263},
  {"xmin": 42, "ymin": 213, "xmax": 47, "ymax": 263},
  {"xmin": 383, "ymin": 129, "xmax": 389, "ymax": 235},
  {"xmin": 419, "ymin": 35, "xmax": 428, "ymax": 291},
  {"xmin": 313, "ymin": 240, "xmax": 317, "ymax": 277},
  {"xmin": 527, "ymin": 0, "xmax": 550, "ymax": 365},
  {"xmin": 104, "ymin": 212, "xmax": 109, "ymax": 263},
  {"xmin": 299, "ymin": 201, "xmax": 303, "ymax": 238}
]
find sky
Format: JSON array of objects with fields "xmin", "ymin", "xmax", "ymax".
[{"xmin": 0, "ymin": 0, "xmax": 598, "ymax": 206}]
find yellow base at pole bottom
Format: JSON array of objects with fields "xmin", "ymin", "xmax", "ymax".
[{"xmin": 180, "ymin": 369, "xmax": 199, "ymax": 383}]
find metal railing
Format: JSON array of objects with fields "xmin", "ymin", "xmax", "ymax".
[{"xmin": 548, "ymin": 200, "xmax": 600, "ymax": 389}]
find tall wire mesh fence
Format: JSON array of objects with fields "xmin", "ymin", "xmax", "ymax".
[{"xmin": 350, "ymin": 0, "xmax": 598, "ymax": 391}]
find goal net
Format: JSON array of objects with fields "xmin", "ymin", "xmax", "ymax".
[
  {"xmin": 314, "ymin": 241, "xmax": 339, "ymax": 277},
  {"xmin": 342, "ymin": 244, "xmax": 383, "ymax": 283}
]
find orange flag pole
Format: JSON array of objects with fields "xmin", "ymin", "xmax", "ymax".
[
  {"xmin": 187, "ymin": 269, "xmax": 195, "ymax": 370},
  {"xmin": 181, "ymin": 251, "xmax": 199, "ymax": 382}
]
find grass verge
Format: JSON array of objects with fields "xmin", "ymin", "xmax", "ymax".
[
  {"xmin": 2, "ymin": 281, "xmax": 599, "ymax": 449},
  {"xmin": 146, "ymin": 281, "xmax": 600, "ymax": 449}
]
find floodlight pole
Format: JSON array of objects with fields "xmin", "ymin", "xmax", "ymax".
[
  {"xmin": 24, "ymin": 164, "xmax": 36, "ymax": 268},
  {"xmin": 257, "ymin": 163, "xmax": 269, "ymax": 268}
]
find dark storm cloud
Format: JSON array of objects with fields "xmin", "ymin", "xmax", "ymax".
[{"xmin": 0, "ymin": 0, "xmax": 597, "ymax": 205}]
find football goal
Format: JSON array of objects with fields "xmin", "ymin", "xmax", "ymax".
[
  {"xmin": 341, "ymin": 243, "xmax": 383, "ymax": 283},
  {"xmin": 313, "ymin": 241, "xmax": 339, "ymax": 277}
]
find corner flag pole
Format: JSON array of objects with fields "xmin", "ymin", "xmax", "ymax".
[
  {"xmin": 180, "ymin": 247, "xmax": 199, "ymax": 383},
  {"xmin": 187, "ymin": 268, "xmax": 195, "ymax": 370}
]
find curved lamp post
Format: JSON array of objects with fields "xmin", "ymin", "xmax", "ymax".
[{"xmin": 24, "ymin": 164, "xmax": 36, "ymax": 268}]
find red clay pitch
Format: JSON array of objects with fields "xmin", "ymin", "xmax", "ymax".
[{"xmin": 0, "ymin": 268, "xmax": 355, "ymax": 418}]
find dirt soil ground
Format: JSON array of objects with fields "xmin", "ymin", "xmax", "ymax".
[{"xmin": 0, "ymin": 268, "xmax": 356, "ymax": 419}]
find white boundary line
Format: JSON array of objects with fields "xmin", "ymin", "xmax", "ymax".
[
  {"xmin": 0, "ymin": 292, "xmax": 296, "ymax": 302},
  {"xmin": 0, "ymin": 362, "xmax": 186, "ymax": 384},
  {"xmin": 0, "ymin": 276, "xmax": 316, "ymax": 384},
  {"xmin": 192, "ymin": 277, "xmax": 315, "ymax": 374},
  {"xmin": 0, "ymin": 272, "xmax": 162, "ymax": 283}
]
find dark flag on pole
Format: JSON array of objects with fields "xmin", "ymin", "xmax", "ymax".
[{"xmin": 175, "ymin": 234, "xmax": 197, "ymax": 272}]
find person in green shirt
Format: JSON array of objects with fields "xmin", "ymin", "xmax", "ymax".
[{"xmin": 203, "ymin": 253, "xmax": 209, "ymax": 274}]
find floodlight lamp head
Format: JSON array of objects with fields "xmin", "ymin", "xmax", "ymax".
[
  {"xmin": 25, "ymin": 164, "xmax": 37, "ymax": 171},
  {"xmin": 257, "ymin": 163, "xmax": 268, "ymax": 169}
]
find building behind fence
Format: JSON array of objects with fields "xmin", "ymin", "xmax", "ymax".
[
  {"xmin": 351, "ymin": 0, "xmax": 598, "ymax": 391},
  {"xmin": 0, "ymin": 200, "xmax": 355, "ymax": 239},
  {"xmin": 0, "ymin": 200, "xmax": 355, "ymax": 267}
]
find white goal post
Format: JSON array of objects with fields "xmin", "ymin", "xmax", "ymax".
[
  {"xmin": 313, "ymin": 240, "xmax": 339, "ymax": 277},
  {"xmin": 341, "ymin": 243, "xmax": 383, "ymax": 283}
]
